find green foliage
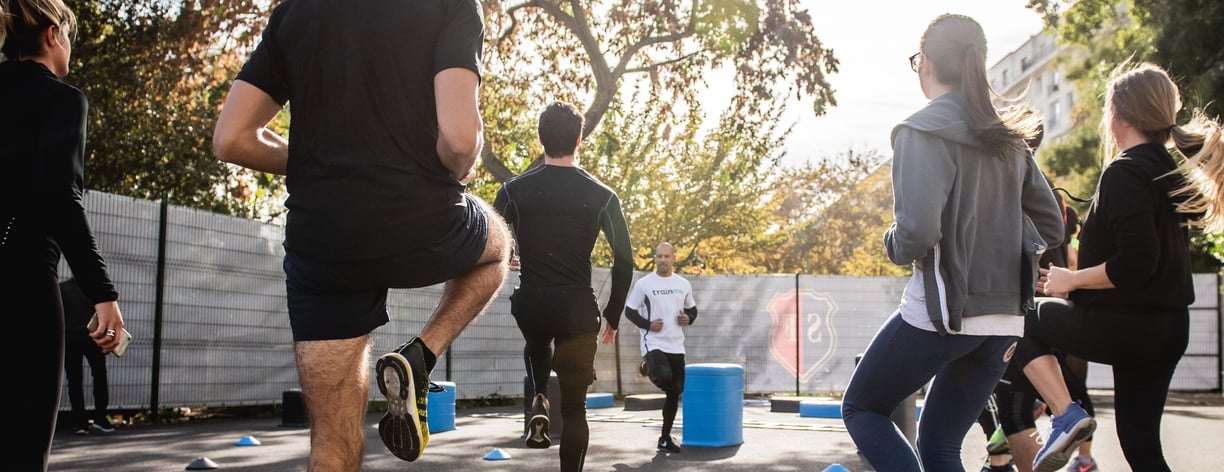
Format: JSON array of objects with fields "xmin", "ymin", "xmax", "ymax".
[
  {"xmin": 752, "ymin": 151, "xmax": 901, "ymax": 275},
  {"xmin": 470, "ymin": 0, "xmax": 845, "ymax": 273},
  {"xmin": 66, "ymin": 0, "xmax": 277, "ymax": 218},
  {"xmin": 1029, "ymin": 0, "xmax": 1224, "ymax": 264}
]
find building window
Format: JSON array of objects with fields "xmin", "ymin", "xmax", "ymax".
[
  {"xmin": 1021, "ymin": 56, "xmax": 1032, "ymax": 72},
  {"xmin": 1050, "ymin": 100, "xmax": 1062, "ymax": 130},
  {"xmin": 1051, "ymin": 70, "xmax": 1061, "ymax": 93}
]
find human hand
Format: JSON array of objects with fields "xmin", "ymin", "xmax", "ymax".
[
  {"xmin": 678, "ymin": 313, "xmax": 690, "ymax": 326},
  {"xmin": 650, "ymin": 319, "xmax": 664, "ymax": 332},
  {"xmin": 599, "ymin": 325, "xmax": 617, "ymax": 344},
  {"xmin": 1040, "ymin": 266, "xmax": 1075, "ymax": 296},
  {"xmin": 90, "ymin": 301, "xmax": 125, "ymax": 354}
]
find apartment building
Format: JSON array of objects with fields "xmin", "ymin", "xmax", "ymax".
[{"xmin": 988, "ymin": 32, "xmax": 1076, "ymax": 141}]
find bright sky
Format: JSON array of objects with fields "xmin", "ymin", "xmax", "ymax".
[{"xmin": 776, "ymin": 1, "xmax": 1047, "ymax": 166}]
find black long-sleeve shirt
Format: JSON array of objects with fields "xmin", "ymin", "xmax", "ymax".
[
  {"xmin": 0, "ymin": 60, "xmax": 116, "ymax": 303},
  {"xmin": 1071, "ymin": 142, "xmax": 1194, "ymax": 312},
  {"xmin": 493, "ymin": 164, "xmax": 633, "ymax": 329}
]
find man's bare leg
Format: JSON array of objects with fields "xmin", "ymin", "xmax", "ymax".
[
  {"xmin": 296, "ymin": 335, "xmax": 373, "ymax": 472},
  {"xmin": 418, "ymin": 199, "xmax": 511, "ymax": 357}
]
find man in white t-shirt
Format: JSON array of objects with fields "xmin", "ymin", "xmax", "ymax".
[{"xmin": 623, "ymin": 242, "xmax": 697, "ymax": 453}]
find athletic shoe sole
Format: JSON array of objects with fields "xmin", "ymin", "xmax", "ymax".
[
  {"xmin": 1033, "ymin": 417, "xmax": 1096, "ymax": 472},
  {"xmin": 376, "ymin": 352, "xmax": 425, "ymax": 461},
  {"xmin": 525, "ymin": 414, "xmax": 551, "ymax": 448}
]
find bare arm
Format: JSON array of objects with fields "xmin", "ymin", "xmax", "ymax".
[
  {"xmin": 1041, "ymin": 263, "xmax": 1115, "ymax": 295},
  {"xmin": 435, "ymin": 68, "xmax": 483, "ymax": 183},
  {"xmin": 212, "ymin": 80, "xmax": 288, "ymax": 175}
]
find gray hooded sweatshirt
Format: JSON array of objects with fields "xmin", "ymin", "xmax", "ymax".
[{"xmin": 885, "ymin": 91, "xmax": 1064, "ymax": 335}]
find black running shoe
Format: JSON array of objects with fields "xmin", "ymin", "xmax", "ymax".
[
  {"xmin": 658, "ymin": 435, "xmax": 682, "ymax": 453},
  {"xmin": 376, "ymin": 338, "xmax": 432, "ymax": 462},
  {"xmin": 525, "ymin": 393, "xmax": 551, "ymax": 449}
]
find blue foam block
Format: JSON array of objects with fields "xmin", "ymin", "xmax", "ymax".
[
  {"xmin": 798, "ymin": 399, "xmax": 843, "ymax": 418},
  {"xmin": 586, "ymin": 392, "xmax": 615, "ymax": 409}
]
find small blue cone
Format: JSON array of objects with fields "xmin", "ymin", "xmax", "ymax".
[
  {"xmin": 235, "ymin": 435, "xmax": 261, "ymax": 446},
  {"xmin": 185, "ymin": 457, "xmax": 219, "ymax": 470},
  {"xmin": 483, "ymin": 448, "xmax": 512, "ymax": 461},
  {"xmin": 822, "ymin": 464, "xmax": 851, "ymax": 472}
]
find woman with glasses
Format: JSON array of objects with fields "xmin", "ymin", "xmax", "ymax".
[
  {"xmin": 1, "ymin": 1, "xmax": 126, "ymax": 470},
  {"xmin": 841, "ymin": 13, "xmax": 1063, "ymax": 472}
]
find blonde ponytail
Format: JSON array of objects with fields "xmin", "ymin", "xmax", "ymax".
[{"xmin": 1169, "ymin": 111, "xmax": 1224, "ymax": 233}]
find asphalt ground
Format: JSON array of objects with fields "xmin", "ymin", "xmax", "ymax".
[{"xmin": 48, "ymin": 390, "xmax": 1224, "ymax": 471}]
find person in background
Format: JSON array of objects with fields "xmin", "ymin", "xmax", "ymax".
[
  {"xmin": 841, "ymin": 13, "xmax": 1063, "ymax": 472},
  {"xmin": 212, "ymin": 0, "xmax": 511, "ymax": 469},
  {"xmin": 624, "ymin": 242, "xmax": 697, "ymax": 454},
  {"xmin": 61, "ymin": 277, "xmax": 117, "ymax": 435},
  {"xmin": 1019, "ymin": 61, "xmax": 1224, "ymax": 472},
  {"xmin": 1, "ymin": 0, "xmax": 126, "ymax": 469},
  {"xmin": 493, "ymin": 101, "xmax": 634, "ymax": 472},
  {"xmin": 977, "ymin": 125, "xmax": 1099, "ymax": 472}
]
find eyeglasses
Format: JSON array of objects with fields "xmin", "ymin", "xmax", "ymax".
[{"xmin": 909, "ymin": 52, "xmax": 922, "ymax": 72}]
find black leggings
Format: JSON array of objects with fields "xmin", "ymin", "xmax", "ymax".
[
  {"xmin": 511, "ymin": 285, "xmax": 601, "ymax": 472},
  {"xmin": 1014, "ymin": 298, "xmax": 1188, "ymax": 472},
  {"xmin": 644, "ymin": 350, "xmax": 685, "ymax": 437},
  {"xmin": 977, "ymin": 352, "xmax": 1095, "ymax": 438},
  {"xmin": 5, "ymin": 252, "xmax": 65, "ymax": 472},
  {"xmin": 65, "ymin": 334, "xmax": 109, "ymax": 428}
]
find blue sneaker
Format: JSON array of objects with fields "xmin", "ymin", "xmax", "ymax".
[{"xmin": 1033, "ymin": 402, "xmax": 1096, "ymax": 472}]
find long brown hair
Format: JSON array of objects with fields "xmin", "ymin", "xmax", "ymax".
[{"xmin": 921, "ymin": 14, "xmax": 1041, "ymax": 159}]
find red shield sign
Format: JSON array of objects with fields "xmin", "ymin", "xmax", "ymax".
[{"xmin": 767, "ymin": 290, "xmax": 839, "ymax": 382}]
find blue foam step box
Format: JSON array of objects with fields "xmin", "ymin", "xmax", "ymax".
[
  {"xmin": 682, "ymin": 363, "xmax": 744, "ymax": 448},
  {"xmin": 427, "ymin": 381, "xmax": 457, "ymax": 433},
  {"xmin": 799, "ymin": 398, "xmax": 843, "ymax": 418},
  {"xmin": 586, "ymin": 392, "xmax": 615, "ymax": 409}
]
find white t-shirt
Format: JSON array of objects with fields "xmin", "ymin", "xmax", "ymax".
[{"xmin": 625, "ymin": 272, "xmax": 697, "ymax": 355}]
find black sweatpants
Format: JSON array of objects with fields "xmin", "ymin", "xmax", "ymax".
[
  {"xmin": 644, "ymin": 350, "xmax": 685, "ymax": 438},
  {"xmin": 511, "ymin": 285, "xmax": 601, "ymax": 472}
]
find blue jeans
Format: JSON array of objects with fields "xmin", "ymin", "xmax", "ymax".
[{"xmin": 843, "ymin": 311, "xmax": 1016, "ymax": 471}]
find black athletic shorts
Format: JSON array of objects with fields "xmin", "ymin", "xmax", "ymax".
[{"xmin": 284, "ymin": 194, "xmax": 489, "ymax": 341}]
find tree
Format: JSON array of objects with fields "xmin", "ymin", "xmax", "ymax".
[
  {"xmin": 1028, "ymin": 0, "xmax": 1224, "ymax": 267},
  {"xmin": 752, "ymin": 150, "xmax": 901, "ymax": 275},
  {"xmin": 67, "ymin": 0, "xmax": 282, "ymax": 219},
  {"xmin": 467, "ymin": 0, "xmax": 843, "ymax": 272},
  {"xmin": 472, "ymin": 0, "xmax": 840, "ymax": 183}
]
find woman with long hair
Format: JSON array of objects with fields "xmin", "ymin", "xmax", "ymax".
[
  {"xmin": 841, "ymin": 13, "xmax": 1064, "ymax": 471},
  {"xmin": 1019, "ymin": 61, "xmax": 1224, "ymax": 472},
  {"xmin": 1, "ymin": 1, "xmax": 126, "ymax": 469}
]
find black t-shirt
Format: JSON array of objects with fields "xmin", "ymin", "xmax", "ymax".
[
  {"xmin": 236, "ymin": 0, "xmax": 485, "ymax": 260},
  {"xmin": 493, "ymin": 165, "xmax": 634, "ymax": 328},
  {"xmin": 1071, "ymin": 143, "xmax": 1194, "ymax": 311}
]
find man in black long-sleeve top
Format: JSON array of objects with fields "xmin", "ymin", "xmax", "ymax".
[{"xmin": 493, "ymin": 102, "xmax": 634, "ymax": 472}]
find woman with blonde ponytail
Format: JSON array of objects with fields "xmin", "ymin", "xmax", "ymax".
[
  {"xmin": 1, "ymin": 1, "xmax": 126, "ymax": 470},
  {"xmin": 841, "ymin": 13, "xmax": 1065, "ymax": 472},
  {"xmin": 1017, "ymin": 62, "xmax": 1220, "ymax": 472}
]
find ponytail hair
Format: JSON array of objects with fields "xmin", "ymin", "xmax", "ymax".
[
  {"xmin": 1168, "ymin": 111, "xmax": 1224, "ymax": 232},
  {"xmin": 921, "ymin": 14, "xmax": 1040, "ymax": 159},
  {"xmin": 0, "ymin": 0, "xmax": 77, "ymax": 61},
  {"xmin": 1103, "ymin": 62, "xmax": 1224, "ymax": 232}
]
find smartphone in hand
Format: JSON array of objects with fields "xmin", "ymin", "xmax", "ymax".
[{"xmin": 86, "ymin": 313, "xmax": 133, "ymax": 357}]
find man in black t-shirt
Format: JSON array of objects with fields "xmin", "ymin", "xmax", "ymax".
[
  {"xmin": 212, "ymin": 1, "xmax": 511, "ymax": 469},
  {"xmin": 493, "ymin": 102, "xmax": 634, "ymax": 471}
]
